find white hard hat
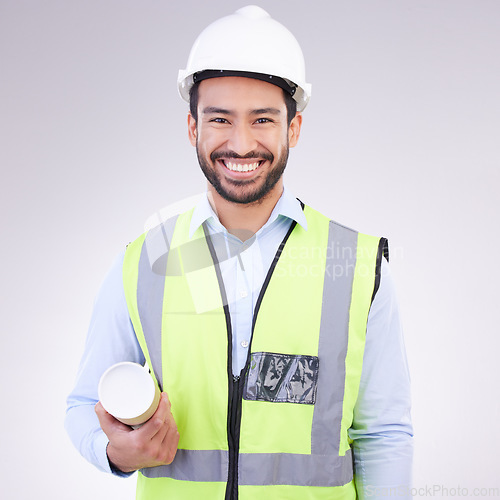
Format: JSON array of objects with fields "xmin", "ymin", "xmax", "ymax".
[{"xmin": 178, "ymin": 5, "xmax": 312, "ymax": 112}]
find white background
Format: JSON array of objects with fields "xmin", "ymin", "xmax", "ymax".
[{"xmin": 1, "ymin": 1, "xmax": 499, "ymax": 498}]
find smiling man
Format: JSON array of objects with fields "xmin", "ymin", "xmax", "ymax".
[{"xmin": 66, "ymin": 6, "xmax": 413, "ymax": 500}]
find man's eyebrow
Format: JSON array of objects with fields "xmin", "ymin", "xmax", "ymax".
[
  {"xmin": 251, "ymin": 108, "xmax": 281, "ymax": 115},
  {"xmin": 202, "ymin": 107, "xmax": 232, "ymax": 115}
]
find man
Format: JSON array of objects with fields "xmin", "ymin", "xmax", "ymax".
[{"xmin": 66, "ymin": 6, "xmax": 413, "ymax": 499}]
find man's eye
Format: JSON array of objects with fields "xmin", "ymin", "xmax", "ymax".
[
  {"xmin": 255, "ymin": 118, "xmax": 272, "ymax": 124},
  {"xmin": 211, "ymin": 117, "xmax": 229, "ymax": 124}
]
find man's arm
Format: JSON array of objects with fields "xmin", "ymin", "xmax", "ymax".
[
  {"xmin": 350, "ymin": 258, "xmax": 413, "ymax": 499},
  {"xmin": 65, "ymin": 252, "xmax": 178, "ymax": 474}
]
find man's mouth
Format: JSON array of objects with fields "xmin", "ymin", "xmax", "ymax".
[{"xmin": 221, "ymin": 160, "xmax": 264, "ymax": 173}]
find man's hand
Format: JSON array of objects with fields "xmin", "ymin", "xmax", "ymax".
[{"xmin": 95, "ymin": 392, "xmax": 180, "ymax": 473}]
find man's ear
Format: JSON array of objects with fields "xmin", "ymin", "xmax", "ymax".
[
  {"xmin": 187, "ymin": 112, "xmax": 197, "ymax": 146},
  {"xmin": 288, "ymin": 112, "xmax": 302, "ymax": 148}
]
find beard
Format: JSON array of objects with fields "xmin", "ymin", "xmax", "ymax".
[{"xmin": 196, "ymin": 143, "xmax": 289, "ymax": 205}]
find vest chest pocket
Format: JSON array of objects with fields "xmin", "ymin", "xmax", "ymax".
[{"xmin": 243, "ymin": 352, "xmax": 319, "ymax": 404}]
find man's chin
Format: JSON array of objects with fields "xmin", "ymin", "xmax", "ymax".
[{"xmin": 214, "ymin": 186, "xmax": 266, "ymax": 205}]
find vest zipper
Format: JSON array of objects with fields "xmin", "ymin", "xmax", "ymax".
[{"xmin": 226, "ymin": 375, "xmax": 241, "ymax": 500}]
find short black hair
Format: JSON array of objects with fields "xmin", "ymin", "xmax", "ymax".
[{"xmin": 189, "ymin": 80, "xmax": 298, "ymax": 126}]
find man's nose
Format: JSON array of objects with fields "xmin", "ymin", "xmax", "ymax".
[{"xmin": 227, "ymin": 123, "xmax": 257, "ymax": 156}]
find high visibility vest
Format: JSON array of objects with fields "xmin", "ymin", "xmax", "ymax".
[{"xmin": 122, "ymin": 204, "xmax": 387, "ymax": 500}]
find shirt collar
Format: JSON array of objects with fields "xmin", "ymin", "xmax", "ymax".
[
  {"xmin": 267, "ymin": 187, "xmax": 308, "ymax": 231},
  {"xmin": 189, "ymin": 188, "xmax": 308, "ymax": 238}
]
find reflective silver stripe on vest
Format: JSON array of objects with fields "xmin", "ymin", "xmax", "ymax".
[
  {"xmin": 142, "ymin": 449, "xmax": 228, "ymax": 481},
  {"xmin": 136, "ymin": 216, "xmax": 359, "ymax": 486},
  {"xmin": 312, "ymin": 221, "xmax": 357, "ymax": 457},
  {"xmin": 239, "ymin": 448, "xmax": 353, "ymax": 487},
  {"xmin": 137, "ymin": 215, "xmax": 178, "ymax": 389}
]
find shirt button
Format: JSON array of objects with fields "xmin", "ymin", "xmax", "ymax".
[
  {"xmin": 241, "ymin": 340, "xmax": 249, "ymax": 348},
  {"xmin": 239, "ymin": 289, "xmax": 248, "ymax": 298}
]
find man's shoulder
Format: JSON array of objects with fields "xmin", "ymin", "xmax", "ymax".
[
  {"xmin": 302, "ymin": 203, "xmax": 360, "ymax": 236},
  {"xmin": 302, "ymin": 202, "xmax": 388, "ymax": 261}
]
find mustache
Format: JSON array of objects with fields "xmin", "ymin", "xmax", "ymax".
[{"xmin": 210, "ymin": 150, "xmax": 274, "ymax": 163}]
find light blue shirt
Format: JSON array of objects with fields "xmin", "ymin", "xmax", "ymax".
[{"xmin": 65, "ymin": 189, "xmax": 413, "ymax": 498}]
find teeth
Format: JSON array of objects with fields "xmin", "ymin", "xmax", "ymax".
[{"xmin": 225, "ymin": 161, "xmax": 260, "ymax": 172}]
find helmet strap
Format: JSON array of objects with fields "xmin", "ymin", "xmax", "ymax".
[{"xmin": 193, "ymin": 70, "xmax": 297, "ymax": 96}]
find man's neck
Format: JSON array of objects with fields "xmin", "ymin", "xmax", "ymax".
[{"xmin": 207, "ymin": 184, "xmax": 283, "ymax": 242}]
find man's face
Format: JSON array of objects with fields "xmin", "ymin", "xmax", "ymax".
[{"xmin": 188, "ymin": 77, "xmax": 302, "ymax": 205}]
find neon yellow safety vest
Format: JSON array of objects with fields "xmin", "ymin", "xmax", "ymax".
[{"xmin": 122, "ymin": 204, "xmax": 387, "ymax": 500}]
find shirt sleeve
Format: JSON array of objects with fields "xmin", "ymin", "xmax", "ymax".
[
  {"xmin": 65, "ymin": 251, "xmax": 145, "ymax": 475},
  {"xmin": 349, "ymin": 257, "xmax": 414, "ymax": 499}
]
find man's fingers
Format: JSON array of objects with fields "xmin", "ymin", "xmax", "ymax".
[
  {"xmin": 161, "ymin": 417, "xmax": 180, "ymax": 465},
  {"xmin": 95, "ymin": 401, "xmax": 113, "ymax": 427},
  {"xmin": 137, "ymin": 393, "xmax": 171, "ymax": 441}
]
